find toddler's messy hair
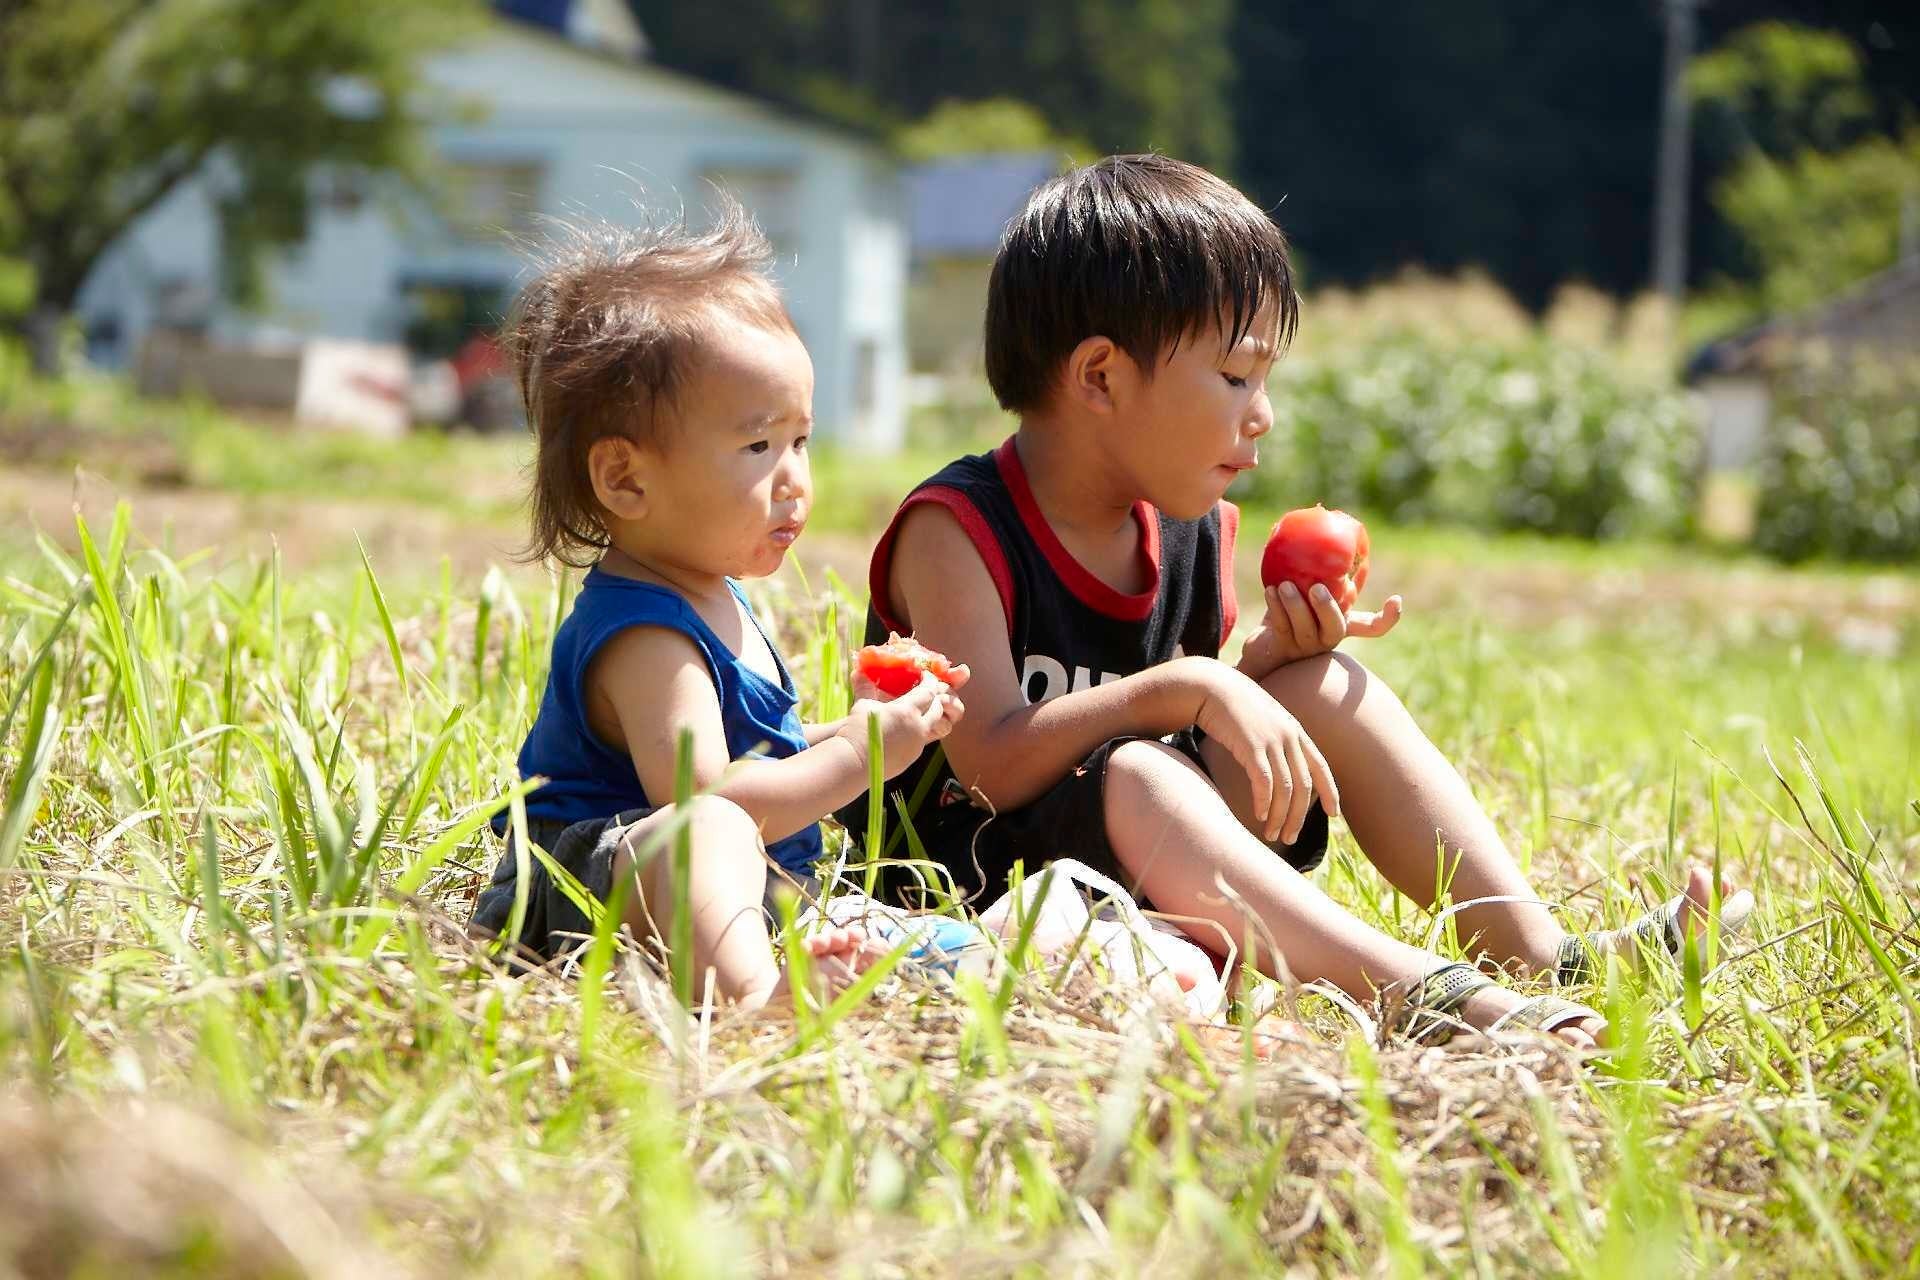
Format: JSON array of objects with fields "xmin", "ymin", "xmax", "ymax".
[
  {"xmin": 984, "ymin": 154, "xmax": 1298, "ymax": 413},
  {"xmin": 503, "ymin": 197, "xmax": 792, "ymax": 566}
]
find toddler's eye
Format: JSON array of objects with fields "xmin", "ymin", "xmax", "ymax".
[
  {"xmin": 1223, "ymin": 374, "xmax": 1249, "ymax": 389},
  {"xmin": 746, "ymin": 440, "xmax": 771, "ymax": 455},
  {"xmin": 795, "ymin": 433, "xmax": 809, "ymax": 450}
]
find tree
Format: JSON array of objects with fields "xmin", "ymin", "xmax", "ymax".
[
  {"xmin": 635, "ymin": 0, "xmax": 1237, "ymax": 173},
  {"xmin": 1688, "ymin": 23, "xmax": 1917, "ymax": 322},
  {"xmin": 0, "ymin": 0, "xmax": 481, "ymax": 373}
]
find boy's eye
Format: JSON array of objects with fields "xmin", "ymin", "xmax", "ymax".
[
  {"xmin": 1222, "ymin": 374, "xmax": 1249, "ymax": 389},
  {"xmin": 746, "ymin": 440, "xmax": 771, "ymax": 455},
  {"xmin": 795, "ymin": 433, "xmax": 809, "ymax": 450}
]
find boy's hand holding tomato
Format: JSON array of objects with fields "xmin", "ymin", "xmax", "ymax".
[
  {"xmin": 1239, "ymin": 505, "xmax": 1403, "ymax": 680},
  {"xmin": 842, "ymin": 635, "xmax": 969, "ymax": 779}
]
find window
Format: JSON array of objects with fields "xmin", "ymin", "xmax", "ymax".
[{"xmin": 444, "ymin": 160, "xmax": 545, "ymax": 243}]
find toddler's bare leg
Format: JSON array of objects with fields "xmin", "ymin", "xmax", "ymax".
[
  {"xmin": 1201, "ymin": 652, "xmax": 1566, "ymax": 973},
  {"xmin": 1101, "ymin": 740, "xmax": 1602, "ymax": 1048},
  {"xmin": 613, "ymin": 796, "xmax": 888, "ymax": 1010},
  {"xmin": 613, "ymin": 795, "xmax": 787, "ymax": 1008}
]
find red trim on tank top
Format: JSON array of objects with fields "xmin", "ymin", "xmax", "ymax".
[
  {"xmin": 1217, "ymin": 499, "xmax": 1241, "ymax": 649},
  {"xmin": 992, "ymin": 437, "xmax": 1159, "ymax": 622},
  {"xmin": 868, "ymin": 486, "xmax": 1016, "ymax": 635}
]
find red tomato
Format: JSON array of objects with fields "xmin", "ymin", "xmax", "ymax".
[
  {"xmin": 855, "ymin": 634, "xmax": 960, "ymax": 697},
  {"xmin": 1260, "ymin": 505, "xmax": 1370, "ymax": 611}
]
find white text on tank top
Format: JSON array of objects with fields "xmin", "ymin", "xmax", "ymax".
[{"xmin": 1019, "ymin": 645, "xmax": 1186, "ymax": 704}]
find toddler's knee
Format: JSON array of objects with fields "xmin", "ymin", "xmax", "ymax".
[
  {"xmin": 617, "ymin": 795, "xmax": 761, "ymax": 879},
  {"xmin": 680, "ymin": 794, "xmax": 760, "ymax": 844}
]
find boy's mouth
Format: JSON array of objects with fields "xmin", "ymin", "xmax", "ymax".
[{"xmin": 770, "ymin": 518, "xmax": 805, "ymax": 547}]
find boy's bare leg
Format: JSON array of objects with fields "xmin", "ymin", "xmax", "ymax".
[
  {"xmin": 613, "ymin": 796, "xmax": 884, "ymax": 1010},
  {"xmin": 1209, "ymin": 652, "xmax": 1731, "ymax": 975},
  {"xmin": 1101, "ymin": 740, "xmax": 1605, "ymax": 1048}
]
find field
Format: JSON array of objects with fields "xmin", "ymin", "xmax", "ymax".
[{"xmin": 1, "ymin": 382, "xmax": 1917, "ymax": 1278}]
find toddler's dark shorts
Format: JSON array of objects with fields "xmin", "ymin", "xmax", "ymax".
[
  {"xmin": 470, "ymin": 808, "xmax": 817, "ymax": 966},
  {"xmin": 881, "ymin": 729, "xmax": 1329, "ymax": 911}
]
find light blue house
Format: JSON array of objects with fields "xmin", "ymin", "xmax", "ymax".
[{"xmin": 75, "ymin": 0, "xmax": 908, "ymax": 447}]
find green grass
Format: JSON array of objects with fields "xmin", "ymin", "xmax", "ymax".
[
  {"xmin": 1, "ymin": 485, "xmax": 1915, "ymax": 1277},
  {"xmin": 2, "ymin": 360, "xmax": 1917, "ymax": 1275}
]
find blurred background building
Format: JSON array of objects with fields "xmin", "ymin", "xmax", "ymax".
[{"xmin": 73, "ymin": 0, "xmax": 910, "ymax": 447}]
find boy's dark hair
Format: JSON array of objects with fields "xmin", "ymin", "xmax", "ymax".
[
  {"xmin": 984, "ymin": 154, "xmax": 1298, "ymax": 413},
  {"xmin": 503, "ymin": 199, "xmax": 792, "ymax": 566}
]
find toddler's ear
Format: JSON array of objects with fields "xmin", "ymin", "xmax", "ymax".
[{"xmin": 588, "ymin": 436, "xmax": 650, "ymax": 523}]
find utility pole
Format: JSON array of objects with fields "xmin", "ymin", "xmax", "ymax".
[{"xmin": 1653, "ymin": 0, "xmax": 1699, "ymax": 304}]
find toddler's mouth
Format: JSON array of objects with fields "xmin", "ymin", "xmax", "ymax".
[{"xmin": 770, "ymin": 519, "xmax": 805, "ymax": 547}]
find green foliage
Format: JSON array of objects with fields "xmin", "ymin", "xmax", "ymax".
[
  {"xmin": 1752, "ymin": 354, "xmax": 1920, "ymax": 564},
  {"xmin": 1688, "ymin": 23, "xmax": 1879, "ymax": 161},
  {"xmin": 1244, "ymin": 335, "xmax": 1701, "ymax": 540},
  {"xmin": 0, "ymin": 0, "xmax": 482, "ymax": 339},
  {"xmin": 1687, "ymin": 23, "xmax": 1919, "ymax": 327},
  {"xmin": 639, "ymin": 0, "xmax": 1238, "ymax": 172},
  {"xmin": 895, "ymin": 99, "xmax": 1090, "ymax": 163},
  {"xmin": 1711, "ymin": 129, "xmax": 1920, "ymax": 317}
]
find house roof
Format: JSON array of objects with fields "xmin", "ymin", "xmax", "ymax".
[
  {"xmin": 908, "ymin": 153, "xmax": 1061, "ymax": 258},
  {"xmin": 491, "ymin": 1, "xmax": 889, "ymax": 148},
  {"xmin": 1688, "ymin": 256, "xmax": 1920, "ymax": 380}
]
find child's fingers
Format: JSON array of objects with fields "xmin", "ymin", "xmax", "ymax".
[
  {"xmin": 1242, "ymin": 738, "xmax": 1276, "ymax": 829},
  {"xmin": 1276, "ymin": 582, "xmax": 1316, "ymax": 641},
  {"xmin": 943, "ymin": 662, "xmax": 971, "ymax": 690},
  {"xmin": 1306, "ymin": 583, "xmax": 1347, "ymax": 646},
  {"xmin": 1303, "ymin": 734, "xmax": 1340, "ymax": 819},
  {"xmin": 1266, "ymin": 740, "xmax": 1296, "ymax": 843},
  {"xmin": 1346, "ymin": 595, "xmax": 1404, "ymax": 639},
  {"xmin": 1276, "ymin": 739, "xmax": 1307, "ymax": 844}
]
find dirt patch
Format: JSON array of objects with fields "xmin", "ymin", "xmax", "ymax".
[{"xmin": 3, "ymin": 463, "xmax": 1912, "ymax": 656}]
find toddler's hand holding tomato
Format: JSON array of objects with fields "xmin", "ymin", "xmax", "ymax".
[
  {"xmin": 852, "ymin": 634, "xmax": 969, "ymax": 701},
  {"xmin": 843, "ymin": 636, "xmax": 968, "ymax": 780},
  {"xmin": 1239, "ymin": 506, "xmax": 1404, "ymax": 680}
]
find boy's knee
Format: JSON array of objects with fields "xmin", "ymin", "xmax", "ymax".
[
  {"xmin": 1106, "ymin": 737, "xmax": 1211, "ymax": 797},
  {"xmin": 1264, "ymin": 651, "xmax": 1392, "ymax": 714}
]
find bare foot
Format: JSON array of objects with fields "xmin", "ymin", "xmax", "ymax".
[
  {"xmin": 1197, "ymin": 1012, "xmax": 1317, "ymax": 1060},
  {"xmin": 758, "ymin": 925, "xmax": 892, "ymax": 1010}
]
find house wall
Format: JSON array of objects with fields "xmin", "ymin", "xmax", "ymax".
[{"xmin": 75, "ymin": 23, "xmax": 907, "ymax": 448}]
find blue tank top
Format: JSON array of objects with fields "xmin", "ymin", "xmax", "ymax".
[{"xmin": 504, "ymin": 567, "xmax": 824, "ymax": 875}]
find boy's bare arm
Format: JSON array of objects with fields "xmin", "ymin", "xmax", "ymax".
[
  {"xmin": 591, "ymin": 627, "xmax": 954, "ymax": 845},
  {"xmin": 888, "ymin": 505, "xmax": 1222, "ymax": 811}
]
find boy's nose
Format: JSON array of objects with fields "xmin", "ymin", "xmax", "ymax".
[{"xmin": 1245, "ymin": 393, "xmax": 1274, "ymax": 438}]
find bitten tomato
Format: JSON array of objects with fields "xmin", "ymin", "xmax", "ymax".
[
  {"xmin": 1260, "ymin": 505, "xmax": 1370, "ymax": 611},
  {"xmin": 856, "ymin": 634, "xmax": 961, "ymax": 697}
]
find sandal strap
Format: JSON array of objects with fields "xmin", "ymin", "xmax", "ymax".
[
  {"xmin": 1556, "ymin": 933, "xmax": 1597, "ymax": 986},
  {"xmin": 1489, "ymin": 994, "xmax": 1603, "ymax": 1037},
  {"xmin": 1395, "ymin": 961, "xmax": 1495, "ymax": 1044},
  {"xmin": 1557, "ymin": 888, "xmax": 1756, "ymax": 987}
]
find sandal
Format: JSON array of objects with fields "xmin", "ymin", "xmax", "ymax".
[
  {"xmin": 1391, "ymin": 961, "xmax": 1497, "ymax": 1045},
  {"xmin": 1556, "ymin": 887, "xmax": 1755, "ymax": 985},
  {"xmin": 1489, "ymin": 993, "xmax": 1607, "ymax": 1040}
]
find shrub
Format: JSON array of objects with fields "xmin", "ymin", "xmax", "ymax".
[
  {"xmin": 1752, "ymin": 353, "xmax": 1920, "ymax": 562},
  {"xmin": 1249, "ymin": 333, "xmax": 1702, "ymax": 540}
]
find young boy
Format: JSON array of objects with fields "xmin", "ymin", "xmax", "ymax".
[
  {"xmin": 470, "ymin": 205, "xmax": 966, "ymax": 1008},
  {"xmin": 844, "ymin": 155, "xmax": 1748, "ymax": 1046}
]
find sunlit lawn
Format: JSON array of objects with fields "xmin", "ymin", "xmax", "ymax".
[{"xmin": 1, "ymin": 397, "xmax": 1916, "ymax": 1276}]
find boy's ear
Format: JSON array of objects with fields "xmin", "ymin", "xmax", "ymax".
[
  {"xmin": 1062, "ymin": 335, "xmax": 1122, "ymax": 415},
  {"xmin": 588, "ymin": 435, "xmax": 651, "ymax": 524}
]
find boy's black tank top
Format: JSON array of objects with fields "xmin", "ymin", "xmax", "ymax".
[{"xmin": 836, "ymin": 437, "xmax": 1240, "ymax": 837}]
